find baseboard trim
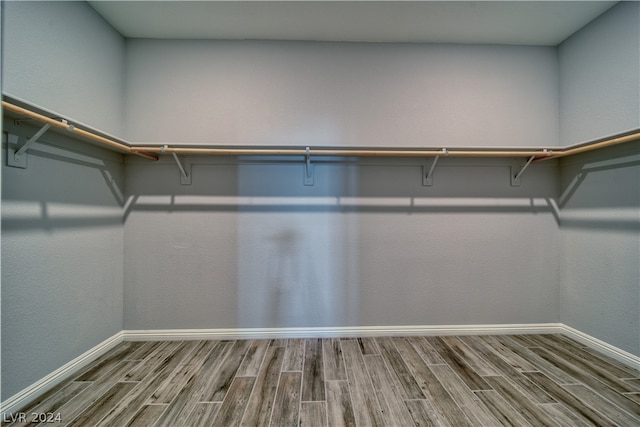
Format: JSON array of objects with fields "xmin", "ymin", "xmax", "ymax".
[
  {"xmin": 559, "ymin": 324, "xmax": 640, "ymax": 371},
  {"xmin": 122, "ymin": 323, "xmax": 564, "ymax": 341},
  {"xmin": 1, "ymin": 332, "xmax": 123, "ymax": 417}
]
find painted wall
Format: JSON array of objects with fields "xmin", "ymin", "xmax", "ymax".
[
  {"xmin": 123, "ymin": 156, "xmax": 560, "ymax": 331},
  {"xmin": 1, "ymin": 122, "xmax": 126, "ymax": 401},
  {"xmin": 559, "ymin": 143, "xmax": 639, "ymax": 356},
  {"xmin": 124, "ymin": 40, "xmax": 559, "ymax": 148},
  {"xmin": 1, "ymin": 1, "xmax": 127, "ymax": 402},
  {"xmin": 2, "ymin": 1, "xmax": 126, "ymax": 136},
  {"xmin": 558, "ymin": 1, "xmax": 640, "ymax": 146},
  {"xmin": 558, "ymin": 1, "xmax": 640, "ymax": 356}
]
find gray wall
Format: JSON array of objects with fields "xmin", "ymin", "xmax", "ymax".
[
  {"xmin": 124, "ymin": 40, "xmax": 559, "ymax": 148},
  {"xmin": 1, "ymin": 1, "xmax": 126, "ymax": 401},
  {"xmin": 558, "ymin": 1, "xmax": 640, "ymax": 146},
  {"xmin": 2, "ymin": 0, "xmax": 126, "ymax": 136},
  {"xmin": 558, "ymin": 143, "xmax": 640, "ymax": 356},
  {"xmin": 1, "ymin": 122, "xmax": 126, "ymax": 401},
  {"xmin": 557, "ymin": 1, "xmax": 640, "ymax": 356},
  {"xmin": 123, "ymin": 156, "xmax": 560, "ymax": 330}
]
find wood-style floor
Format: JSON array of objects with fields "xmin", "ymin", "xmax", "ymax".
[{"xmin": 4, "ymin": 334, "xmax": 640, "ymax": 426}]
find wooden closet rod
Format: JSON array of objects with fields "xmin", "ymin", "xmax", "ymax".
[
  {"xmin": 2, "ymin": 101, "xmax": 158, "ymax": 161},
  {"xmin": 132, "ymin": 145, "xmax": 550, "ymax": 158},
  {"xmin": 533, "ymin": 130, "xmax": 640, "ymax": 162},
  {"xmin": 4, "ymin": 100, "xmax": 638, "ymax": 160}
]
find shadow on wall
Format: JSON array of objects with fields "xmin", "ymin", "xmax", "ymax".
[
  {"xmin": 235, "ymin": 163, "xmax": 360, "ymax": 329},
  {"xmin": 558, "ymin": 141, "xmax": 640, "ymax": 232},
  {"xmin": 1, "ymin": 128, "xmax": 126, "ymax": 234}
]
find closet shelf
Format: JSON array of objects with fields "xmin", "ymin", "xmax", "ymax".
[{"xmin": 3, "ymin": 100, "xmax": 639, "ymax": 162}]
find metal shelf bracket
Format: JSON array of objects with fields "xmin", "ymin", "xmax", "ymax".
[
  {"xmin": 7, "ymin": 123, "xmax": 52, "ymax": 168},
  {"xmin": 511, "ymin": 153, "xmax": 540, "ymax": 186},
  {"xmin": 163, "ymin": 145, "xmax": 191, "ymax": 185},
  {"xmin": 304, "ymin": 146, "xmax": 314, "ymax": 186},
  {"xmin": 423, "ymin": 148, "xmax": 447, "ymax": 186}
]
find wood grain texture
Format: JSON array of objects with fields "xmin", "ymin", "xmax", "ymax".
[
  {"xmin": 4, "ymin": 334, "xmax": 639, "ymax": 427},
  {"xmin": 240, "ymin": 347, "xmax": 284, "ymax": 427},
  {"xmin": 325, "ymin": 381, "xmax": 356, "ymax": 427},
  {"xmin": 302, "ymin": 339, "xmax": 325, "ymax": 401},
  {"xmin": 270, "ymin": 372, "xmax": 302, "ymax": 427},
  {"xmin": 299, "ymin": 401, "xmax": 327, "ymax": 427}
]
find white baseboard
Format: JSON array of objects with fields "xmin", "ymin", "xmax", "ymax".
[
  {"xmin": 1, "ymin": 332, "xmax": 123, "ymax": 417},
  {"xmin": 3, "ymin": 323, "xmax": 638, "ymax": 417},
  {"xmin": 559, "ymin": 324, "xmax": 640, "ymax": 371},
  {"xmin": 122, "ymin": 323, "xmax": 564, "ymax": 341}
]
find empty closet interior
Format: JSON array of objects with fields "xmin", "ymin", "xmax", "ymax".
[{"xmin": 1, "ymin": 0, "xmax": 639, "ymax": 412}]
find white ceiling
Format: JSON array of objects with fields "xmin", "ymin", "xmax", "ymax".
[{"xmin": 88, "ymin": 1, "xmax": 618, "ymax": 46}]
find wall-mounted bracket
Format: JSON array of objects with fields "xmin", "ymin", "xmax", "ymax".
[
  {"xmin": 7, "ymin": 123, "xmax": 52, "ymax": 168},
  {"xmin": 511, "ymin": 154, "xmax": 538, "ymax": 187},
  {"xmin": 163, "ymin": 145, "xmax": 191, "ymax": 185},
  {"xmin": 304, "ymin": 146, "xmax": 314, "ymax": 186},
  {"xmin": 423, "ymin": 148, "xmax": 447, "ymax": 186}
]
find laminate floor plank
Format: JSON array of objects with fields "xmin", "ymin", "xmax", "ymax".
[
  {"xmin": 625, "ymin": 378, "xmax": 640, "ymax": 389},
  {"xmin": 623, "ymin": 392, "xmax": 640, "ymax": 406},
  {"xmin": 50, "ymin": 360, "xmax": 139, "ymax": 424},
  {"xmin": 325, "ymin": 381, "xmax": 356, "ymax": 427},
  {"xmin": 123, "ymin": 404, "xmax": 167, "ymax": 427},
  {"xmin": 65, "ymin": 381, "xmax": 137, "ymax": 427},
  {"xmin": 94, "ymin": 341, "xmax": 203, "ymax": 427},
  {"xmin": 124, "ymin": 341, "xmax": 163, "ymax": 362},
  {"xmin": 270, "ymin": 339, "xmax": 287, "ymax": 348},
  {"xmin": 530, "ymin": 346, "xmax": 640, "ymax": 410},
  {"xmin": 146, "ymin": 341, "xmax": 209, "ymax": 404},
  {"xmin": 482, "ymin": 335, "xmax": 539, "ymax": 372},
  {"xmin": 201, "ymin": 339, "xmax": 252, "ymax": 402},
  {"xmin": 6, "ymin": 334, "xmax": 638, "ymax": 427},
  {"xmin": 363, "ymin": 354, "xmax": 415, "ymax": 427},
  {"xmin": 497, "ymin": 336, "xmax": 579, "ymax": 385},
  {"xmin": 125, "ymin": 341, "xmax": 184, "ymax": 382},
  {"xmin": 181, "ymin": 402, "xmax": 220, "ymax": 427},
  {"xmin": 483, "ymin": 375, "xmax": 558, "ymax": 427},
  {"xmin": 440, "ymin": 336, "xmax": 499, "ymax": 377},
  {"xmin": 269, "ymin": 372, "xmax": 302, "ymax": 427},
  {"xmin": 507, "ymin": 334, "xmax": 543, "ymax": 349},
  {"xmin": 556, "ymin": 339, "xmax": 640, "ymax": 381},
  {"xmin": 356, "ymin": 337, "xmax": 380, "ymax": 355},
  {"xmin": 534, "ymin": 334, "xmax": 640, "ymax": 385},
  {"xmin": 74, "ymin": 342, "xmax": 141, "ymax": 381},
  {"xmin": 459, "ymin": 336, "xmax": 555, "ymax": 404},
  {"xmin": 563, "ymin": 384, "xmax": 640, "ymax": 426},
  {"xmin": 240, "ymin": 346, "xmax": 285, "ymax": 427},
  {"xmin": 523, "ymin": 371, "xmax": 621, "ymax": 426},
  {"xmin": 210, "ymin": 377, "xmax": 256, "ymax": 427},
  {"xmin": 237, "ymin": 339, "xmax": 270, "ymax": 377},
  {"xmin": 427, "ymin": 337, "xmax": 491, "ymax": 391},
  {"xmin": 404, "ymin": 399, "xmax": 440, "ymax": 427},
  {"xmin": 429, "ymin": 364, "xmax": 501, "ymax": 426},
  {"xmin": 283, "ymin": 339, "xmax": 305, "ymax": 372},
  {"xmin": 474, "ymin": 390, "xmax": 534, "ymax": 427},
  {"xmin": 300, "ymin": 401, "xmax": 327, "ymax": 427},
  {"xmin": 302, "ymin": 339, "xmax": 325, "ymax": 401},
  {"xmin": 145, "ymin": 341, "xmax": 234, "ymax": 427},
  {"xmin": 375, "ymin": 337, "xmax": 425, "ymax": 399},
  {"xmin": 323, "ymin": 338, "xmax": 347, "ymax": 381},
  {"xmin": 340, "ymin": 340, "xmax": 385, "ymax": 426},
  {"xmin": 406, "ymin": 336, "xmax": 445, "ymax": 365},
  {"xmin": 537, "ymin": 403, "xmax": 592, "ymax": 427},
  {"xmin": 390, "ymin": 339, "xmax": 472, "ymax": 426}
]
